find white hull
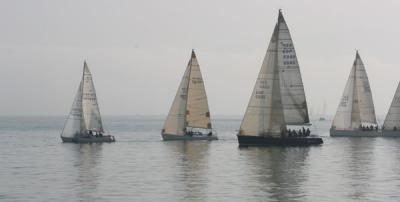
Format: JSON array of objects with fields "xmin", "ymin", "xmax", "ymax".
[
  {"xmin": 330, "ymin": 128, "xmax": 381, "ymax": 137},
  {"xmin": 382, "ymin": 130, "xmax": 400, "ymax": 137},
  {"xmin": 162, "ymin": 133, "xmax": 218, "ymax": 141}
]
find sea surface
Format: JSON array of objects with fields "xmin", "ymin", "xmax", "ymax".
[{"xmin": 1, "ymin": 116, "xmax": 400, "ymax": 202}]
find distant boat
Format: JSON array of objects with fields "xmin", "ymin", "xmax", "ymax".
[
  {"xmin": 61, "ymin": 61, "xmax": 115, "ymax": 143},
  {"xmin": 319, "ymin": 101, "xmax": 327, "ymax": 121},
  {"xmin": 382, "ymin": 82, "xmax": 400, "ymax": 136},
  {"xmin": 237, "ymin": 10, "xmax": 323, "ymax": 146},
  {"xmin": 161, "ymin": 50, "xmax": 217, "ymax": 141},
  {"xmin": 330, "ymin": 51, "xmax": 379, "ymax": 137}
]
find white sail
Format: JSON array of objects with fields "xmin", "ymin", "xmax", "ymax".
[
  {"xmin": 163, "ymin": 58, "xmax": 191, "ymax": 135},
  {"xmin": 332, "ymin": 52, "xmax": 377, "ymax": 130},
  {"xmin": 81, "ymin": 61, "xmax": 104, "ymax": 132},
  {"xmin": 354, "ymin": 53, "xmax": 377, "ymax": 125},
  {"xmin": 277, "ymin": 12, "xmax": 309, "ymax": 125},
  {"xmin": 239, "ymin": 24, "xmax": 286, "ymax": 137},
  {"xmin": 383, "ymin": 82, "xmax": 400, "ymax": 130},
  {"xmin": 186, "ymin": 51, "xmax": 212, "ymax": 129},
  {"xmin": 61, "ymin": 81, "xmax": 84, "ymax": 138}
]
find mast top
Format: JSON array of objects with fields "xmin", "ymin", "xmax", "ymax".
[
  {"xmin": 191, "ymin": 49, "xmax": 196, "ymax": 59},
  {"xmin": 278, "ymin": 9, "xmax": 285, "ymax": 22}
]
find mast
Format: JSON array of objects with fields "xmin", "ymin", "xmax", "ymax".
[{"xmin": 184, "ymin": 50, "xmax": 194, "ymax": 130}]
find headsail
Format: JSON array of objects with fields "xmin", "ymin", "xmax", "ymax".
[
  {"xmin": 383, "ymin": 82, "xmax": 400, "ymax": 130},
  {"xmin": 61, "ymin": 81, "xmax": 84, "ymax": 138},
  {"xmin": 186, "ymin": 51, "xmax": 212, "ymax": 129},
  {"xmin": 81, "ymin": 61, "xmax": 104, "ymax": 132},
  {"xmin": 163, "ymin": 56, "xmax": 191, "ymax": 135},
  {"xmin": 239, "ymin": 24, "xmax": 286, "ymax": 137},
  {"xmin": 332, "ymin": 52, "xmax": 377, "ymax": 130},
  {"xmin": 277, "ymin": 11, "xmax": 309, "ymax": 124}
]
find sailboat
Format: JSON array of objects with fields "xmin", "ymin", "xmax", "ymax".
[
  {"xmin": 61, "ymin": 61, "xmax": 115, "ymax": 143},
  {"xmin": 330, "ymin": 51, "xmax": 379, "ymax": 137},
  {"xmin": 319, "ymin": 101, "xmax": 327, "ymax": 121},
  {"xmin": 161, "ymin": 50, "xmax": 217, "ymax": 141},
  {"xmin": 237, "ymin": 10, "xmax": 323, "ymax": 146},
  {"xmin": 382, "ymin": 82, "xmax": 400, "ymax": 136}
]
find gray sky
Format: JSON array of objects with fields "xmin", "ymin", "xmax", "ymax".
[{"xmin": 0, "ymin": 0, "xmax": 399, "ymax": 119}]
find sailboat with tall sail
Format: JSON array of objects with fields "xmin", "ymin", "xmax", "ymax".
[
  {"xmin": 330, "ymin": 51, "xmax": 379, "ymax": 137},
  {"xmin": 61, "ymin": 61, "xmax": 115, "ymax": 143},
  {"xmin": 382, "ymin": 82, "xmax": 400, "ymax": 136},
  {"xmin": 161, "ymin": 50, "xmax": 217, "ymax": 141},
  {"xmin": 237, "ymin": 10, "xmax": 323, "ymax": 146},
  {"xmin": 319, "ymin": 101, "xmax": 327, "ymax": 121}
]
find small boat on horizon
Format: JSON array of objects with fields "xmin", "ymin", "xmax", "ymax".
[
  {"xmin": 161, "ymin": 50, "xmax": 217, "ymax": 141},
  {"xmin": 330, "ymin": 51, "xmax": 380, "ymax": 137},
  {"xmin": 382, "ymin": 81, "xmax": 400, "ymax": 136},
  {"xmin": 237, "ymin": 10, "xmax": 323, "ymax": 146},
  {"xmin": 319, "ymin": 100, "xmax": 327, "ymax": 121},
  {"xmin": 60, "ymin": 61, "xmax": 115, "ymax": 143}
]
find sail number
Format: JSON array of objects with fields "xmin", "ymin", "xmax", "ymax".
[
  {"xmin": 340, "ymin": 96, "xmax": 349, "ymax": 107},
  {"xmin": 281, "ymin": 42, "xmax": 296, "ymax": 65}
]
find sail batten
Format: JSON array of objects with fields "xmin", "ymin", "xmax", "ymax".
[{"xmin": 332, "ymin": 52, "xmax": 377, "ymax": 130}]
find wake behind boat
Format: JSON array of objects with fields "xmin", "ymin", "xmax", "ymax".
[
  {"xmin": 237, "ymin": 10, "xmax": 322, "ymax": 147},
  {"xmin": 161, "ymin": 50, "xmax": 217, "ymax": 141},
  {"xmin": 330, "ymin": 51, "xmax": 380, "ymax": 137},
  {"xmin": 60, "ymin": 61, "xmax": 115, "ymax": 143}
]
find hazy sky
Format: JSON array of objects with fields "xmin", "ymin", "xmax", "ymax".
[{"xmin": 1, "ymin": 0, "xmax": 399, "ymax": 120}]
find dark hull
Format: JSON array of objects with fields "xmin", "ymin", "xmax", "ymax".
[
  {"xmin": 237, "ymin": 135, "xmax": 323, "ymax": 147},
  {"xmin": 61, "ymin": 135, "xmax": 115, "ymax": 143}
]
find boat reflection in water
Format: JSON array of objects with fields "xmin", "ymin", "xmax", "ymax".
[
  {"xmin": 73, "ymin": 144, "xmax": 103, "ymax": 201},
  {"xmin": 162, "ymin": 141, "xmax": 211, "ymax": 201},
  {"xmin": 239, "ymin": 147, "xmax": 310, "ymax": 201}
]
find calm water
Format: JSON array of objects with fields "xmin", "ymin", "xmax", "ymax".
[{"xmin": 1, "ymin": 116, "xmax": 400, "ymax": 202}]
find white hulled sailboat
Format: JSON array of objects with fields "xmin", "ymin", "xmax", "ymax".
[
  {"xmin": 237, "ymin": 10, "xmax": 322, "ymax": 146},
  {"xmin": 161, "ymin": 50, "xmax": 217, "ymax": 141},
  {"xmin": 382, "ymin": 82, "xmax": 400, "ymax": 136},
  {"xmin": 330, "ymin": 51, "xmax": 379, "ymax": 137},
  {"xmin": 61, "ymin": 61, "xmax": 115, "ymax": 143}
]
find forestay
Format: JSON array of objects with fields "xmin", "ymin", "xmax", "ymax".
[
  {"xmin": 332, "ymin": 52, "xmax": 377, "ymax": 130},
  {"xmin": 383, "ymin": 82, "xmax": 400, "ymax": 130},
  {"xmin": 277, "ymin": 12, "xmax": 310, "ymax": 125},
  {"xmin": 81, "ymin": 62, "xmax": 104, "ymax": 132},
  {"xmin": 61, "ymin": 81, "xmax": 84, "ymax": 138},
  {"xmin": 239, "ymin": 24, "xmax": 286, "ymax": 137}
]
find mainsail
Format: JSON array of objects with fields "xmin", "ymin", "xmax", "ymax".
[
  {"xmin": 163, "ymin": 50, "xmax": 212, "ymax": 135},
  {"xmin": 383, "ymin": 82, "xmax": 400, "ymax": 130},
  {"xmin": 81, "ymin": 61, "xmax": 104, "ymax": 132},
  {"xmin": 277, "ymin": 12, "xmax": 310, "ymax": 124},
  {"xmin": 332, "ymin": 51, "xmax": 377, "ymax": 130},
  {"xmin": 61, "ymin": 81, "xmax": 84, "ymax": 138},
  {"xmin": 239, "ymin": 10, "xmax": 309, "ymax": 137}
]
